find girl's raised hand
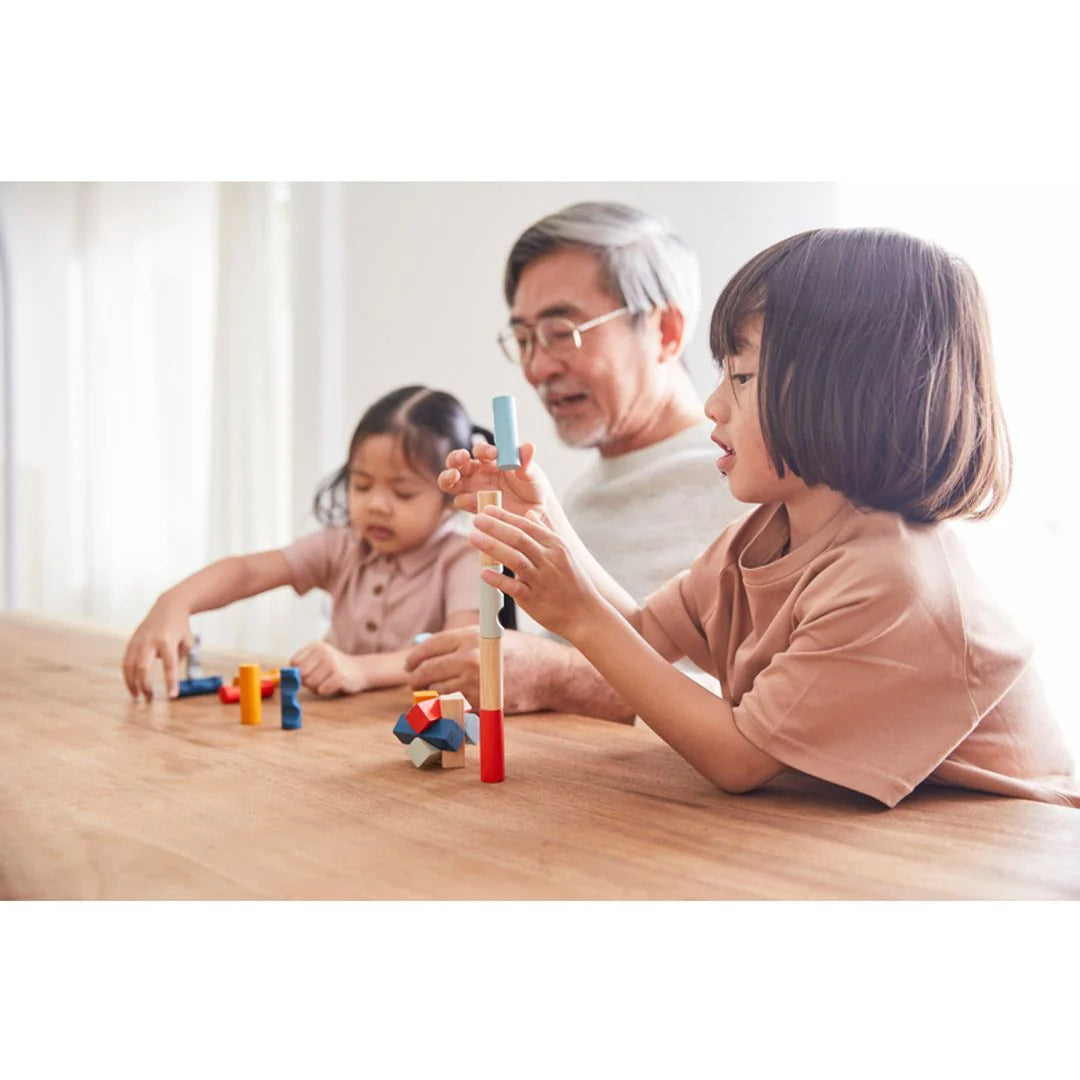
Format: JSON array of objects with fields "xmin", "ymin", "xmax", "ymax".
[
  {"xmin": 470, "ymin": 503, "xmax": 605, "ymax": 642},
  {"xmin": 439, "ymin": 440, "xmax": 549, "ymax": 517}
]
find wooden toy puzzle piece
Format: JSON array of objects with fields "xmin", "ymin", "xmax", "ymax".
[
  {"xmin": 280, "ymin": 666, "xmax": 301, "ymax": 730},
  {"xmin": 239, "ymin": 663, "xmax": 262, "ymax": 725},
  {"xmin": 177, "ymin": 676, "xmax": 223, "ymax": 698},
  {"xmin": 407, "ymin": 739, "xmax": 442, "ymax": 769},
  {"xmin": 406, "ymin": 696, "xmax": 441, "ymax": 735},
  {"xmin": 493, "ymin": 395, "xmax": 521, "ymax": 470}
]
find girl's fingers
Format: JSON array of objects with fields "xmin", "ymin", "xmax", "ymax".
[
  {"xmin": 478, "ymin": 503, "xmax": 555, "ymax": 546},
  {"xmin": 471, "ymin": 514, "xmax": 547, "ymax": 573},
  {"xmin": 136, "ymin": 645, "xmax": 156, "ymax": 701},
  {"xmin": 480, "ymin": 566, "xmax": 529, "ymax": 601},
  {"xmin": 161, "ymin": 643, "xmax": 180, "ymax": 699}
]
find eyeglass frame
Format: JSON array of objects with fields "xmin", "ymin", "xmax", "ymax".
[{"xmin": 497, "ymin": 306, "xmax": 631, "ymax": 365}]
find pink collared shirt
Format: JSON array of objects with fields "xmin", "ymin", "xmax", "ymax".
[{"xmin": 281, "ymin": 516, "xmax": 477, "ymax": 655}]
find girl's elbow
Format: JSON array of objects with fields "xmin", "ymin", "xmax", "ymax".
[{"xmin": 709, "ymin": 758, "xmax": 782, "ymax": 796}]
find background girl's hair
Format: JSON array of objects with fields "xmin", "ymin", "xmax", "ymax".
[
  {"xmin": 710, "ymin": 227, "xmax": 1012, "ymax": 523},
  {"xmin": 313, "ymin": 386, "xmax": 492, "ymax": 526},
  {"xmin": 504, "ymin": 201, "xmax": 701, "ymax": 358}
]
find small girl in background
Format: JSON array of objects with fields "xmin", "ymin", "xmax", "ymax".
[
  {"xmin": 449, "ymin": 227, "xmax": 1079, "ymax": 808},
  {"xmin": 123, "ymin": 385, "xmax": 488, "ymax": 701}
]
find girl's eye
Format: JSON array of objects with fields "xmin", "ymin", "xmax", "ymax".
[
  {"xmin": 732, "ymin": 374, "xmax": 754, "ymax": 386},
  {"xmin": 394, "ymin": 491, "xmax": 418, "ymax": 501}
]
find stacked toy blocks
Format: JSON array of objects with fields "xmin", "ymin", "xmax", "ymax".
[{"xmin": 393, "ymin": 690, "xmax": 479, "ymax": 769}]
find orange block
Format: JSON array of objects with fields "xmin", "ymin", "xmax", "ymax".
[{"xmin": 239, "ymin": 663, "xmax": 262, "ymax": 726}]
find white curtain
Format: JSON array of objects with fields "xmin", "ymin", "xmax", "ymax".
[
  {"xmin": 0, "ymin": 182, "xmax": 308, "ymax": 664},
  {"xmin": 837, "ymin": 184, "xmax": 1080, "ymax": 755}
]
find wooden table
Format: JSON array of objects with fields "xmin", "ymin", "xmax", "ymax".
[{"xmin": 2, "ymin": 612, "xmax": 1078, "ymax": 899}]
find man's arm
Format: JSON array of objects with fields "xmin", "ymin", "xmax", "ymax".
[{"xmin": 404, "ymin": 627, "xmax": 637, "ymax": 722}]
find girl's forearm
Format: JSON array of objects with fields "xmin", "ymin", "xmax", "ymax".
[
  {"xmin": 568, "ymin": 603, "xmax": 778, "ymax": 793},
  {"xmin": 161, "ymin": 551, "xmax": 293, "ymax": 615},
  {"xmin": 352, "ymin": 649, "xmax": 412, "ymax": 692}
]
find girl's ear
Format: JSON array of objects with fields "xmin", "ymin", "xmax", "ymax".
[{"xmin": 657, "ymin": 306, "xmax": 686, "ymax": 364}]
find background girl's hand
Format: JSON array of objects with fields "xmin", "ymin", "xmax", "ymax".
[
  {"xmin": 289, "ymin": 640, "xmax": 367, "ymax": 696},
  {"xmin": 470, "ymin": 504, "xmax": 606, "ymax": 642},
  {"xmin": 122, "ymin": 598, "xmax": 194, "ymax": 701},
  {"xmin": 439, "ymin": 440, "xmax": 549, "ymax": 517}
]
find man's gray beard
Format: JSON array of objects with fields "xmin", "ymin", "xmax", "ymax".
[{"xmin": 555, "ymin": 415, "xmax": 608, "ymax": 450}]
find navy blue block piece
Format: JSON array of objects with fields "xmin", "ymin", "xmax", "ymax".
[
  {"xmin": 421, "ymin": 717, "xmax": 465, "ymax": 752},
  {"xmin": 280, "ymin": 665, "xmax": 302, "ymax": 730},
  {"xmin": 393, "ymin": 713, "xmax": 417, "ymax": 744},
  {"xmin": 177, "ymin": 676, "xmax": 224, "ymax": 697}
]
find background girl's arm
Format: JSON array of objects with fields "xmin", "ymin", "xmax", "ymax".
[
  {"xmin": 473, "ymin": 505, "xmax": 783, "ymax": 793},
  {"xmin": 290, "ymin": 608, "xmax": 479, "ymax": 697},
  {"xmin": 123, "ymin": 550, "xmax": 294, "ymax": 701}
]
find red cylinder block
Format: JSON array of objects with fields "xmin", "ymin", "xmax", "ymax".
[{"xmin": 479, "ymin": 708, "xmax": 505, "ymax": 783}]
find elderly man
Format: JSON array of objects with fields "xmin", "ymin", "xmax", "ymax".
[{"xmin": 404, "ymin": 201, "xmax": 743, "ymax": 720}]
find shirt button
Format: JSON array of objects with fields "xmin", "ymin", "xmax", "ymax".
[
  {"xmin": 373, "ymin": 584, "xmax": 384, "ymax": 596},
  {"xmin": 366, "ymin": 620, "xmax": 377, "ymax": 632}
]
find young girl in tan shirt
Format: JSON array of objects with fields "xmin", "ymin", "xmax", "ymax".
[
  {"xmin": 444, "ymin": 227, "xmax": 1078, "ymax": 808},
  {"xmin": 123, "ymin": 385, "xmax": 489, "ymax": 701}
]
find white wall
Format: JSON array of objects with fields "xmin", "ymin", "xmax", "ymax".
[{"xmin": 288, "ymin": 182, "xmax": 839, "ymax": 515}]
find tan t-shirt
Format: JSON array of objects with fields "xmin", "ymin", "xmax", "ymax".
[
  {"xmin": 644, "ymin": 501, "xmax": 1079, "ymax": 808},
  {"xmin": 281, "ymin": 516, "xmax": 477, "ymax": 655}
]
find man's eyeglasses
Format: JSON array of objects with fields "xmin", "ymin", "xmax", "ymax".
[{"xmin": 497, "ymin": 306, "xmax": 630, "ymax": 366}]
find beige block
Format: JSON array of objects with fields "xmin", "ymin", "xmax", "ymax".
[{"xmin": 476, "ymin": 490, "xmax": 502, "ymax": 568}]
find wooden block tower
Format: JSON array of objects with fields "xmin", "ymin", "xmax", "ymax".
[{"xmin": 476, "ymin": 393, "xmax": 521, "ymax": 784}]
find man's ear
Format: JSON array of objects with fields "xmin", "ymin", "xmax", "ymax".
[{"xmin": 657, "ymin": 307, "xmax": 686, "ymax": 364}]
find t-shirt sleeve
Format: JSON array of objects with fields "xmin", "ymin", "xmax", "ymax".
[
  {"xmin": 731, "ymin": 566, "xmax": 998, "ymax": 807},
  {"xmin": 642, "ymin": 568, "xmax": 719, "ymax": 676},
  {"xmin": 280, "ymin": 529, "xmax": 343, "ymax": 596},
  {"xmin": 441, "ymin": 536, "xmax": 480, "ymax": 621}
]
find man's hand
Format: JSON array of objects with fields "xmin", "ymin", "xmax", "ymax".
[
  {"xmin": 289, "ymin": 640, "xmax": 368, "ymax": 697},
  {"xmin": 404, "ymin": 627, "xmax": 562, "ymax": 713},
  {"xmin": 439, "ymin": 440, "xmax": 551, "ymax": 517}
]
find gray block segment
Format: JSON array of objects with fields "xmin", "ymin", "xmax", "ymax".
[
  {"xmin": 407, "ymin": 739, "xmax": 442, "ymax": 769},
  {"xmin": 493, "ymin": 395, "xmax": 521, "ymax": 470},
  {"xmin": 479, "ymin": 580, "xmax": 503, "ymax": 639}
]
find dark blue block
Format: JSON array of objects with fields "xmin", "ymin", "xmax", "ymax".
[
  {"xmin": 177, "ymin": 676, "xmax": 223, "ymax": 697},
  {"xmin": 280, "ymin": 665, "xmax": 302, "ymax": 730},
  {"xmin": 393, "ymin": 713, "xmax": 417, "ymax": 744},
  {"xmin": 421, "ymin": 717, "xmax": 465, "ymax": 752}
]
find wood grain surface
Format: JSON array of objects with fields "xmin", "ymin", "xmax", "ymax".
[{"xmin": 2, "ymin": 612, "xmax": 1078, "ymax": 899}]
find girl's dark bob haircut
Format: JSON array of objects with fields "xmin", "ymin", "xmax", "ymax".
[
  {"xmin": 710, "ymin": 227, "xmax": 1011, "ymax": 523},
  {"xmin": 313, "ymin": 385, "xmax": 491, "ymax": 526}
]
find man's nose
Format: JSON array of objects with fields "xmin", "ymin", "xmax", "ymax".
[{"xmin": 522, "ymin": 339, "xmax": 565, "ymax": 383}]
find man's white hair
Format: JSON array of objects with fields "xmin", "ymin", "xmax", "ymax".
[{"xmin": 504, "ymin": 201, "xmax": 701, "ymax": 359}]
